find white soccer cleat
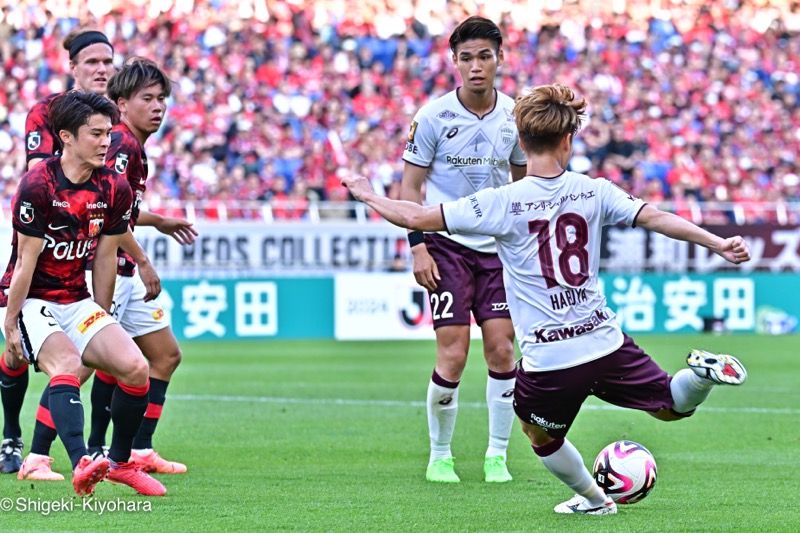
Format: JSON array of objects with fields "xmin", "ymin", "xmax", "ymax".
[
  {"xmin": 554, "ymin": 494, "xmax": 617, "ymax": 515},
  {"xmin": 687, "ymin": 350, "xmax": 747, "ymax": 385}
]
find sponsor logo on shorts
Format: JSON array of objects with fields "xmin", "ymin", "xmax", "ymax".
[
  {"xmin": 502, "ymin": 389, "xmax": 514, "ymax": 398},
  {"xmin": 529, "ymin": 412, "xmax": 567, "ymax": 430},
  {"xmin": 491, "ymin": 302, "xmax": 508, "ymax": 311},
  {"xmin": 152, "ymin": 309, "xmax": 164, "ymax": 321},
  {"xmin": 78, "ymin": 310, "xmax": 109, "ymax": 334},
  {"xmin": 534, "ymin": 309, "xmax": 610, "ymax": 343}
]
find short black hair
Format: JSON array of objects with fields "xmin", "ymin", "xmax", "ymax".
[
  {"xmin": 449, "ymin": 16, "xmax": 503, "ymax": 54},
  {"xmin": 107, "ymin": 57, "xmax": 173, "ymax": 102},
  {"xmin": 48, "ymin": 91, "xmax": 118, "ymax": 138}
]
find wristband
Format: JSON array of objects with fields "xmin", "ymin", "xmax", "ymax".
[{"xmin": 408, "ymin": 231, "xmax": 425, "ymax": 247}]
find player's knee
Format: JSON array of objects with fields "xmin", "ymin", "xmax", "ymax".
[
  {"xmin": 483, "ymin": 340, "xmax": 515, "ymax": 367},
  {"xmin": 120, "ymin": 356, "xmax": 150, "ymax": 387},
  {"xmin": 163, "ymin": 345, "xmax": 182, "ymax": 374},
  {"xmin": 50, "ymin": 354, "xmax": 84, "ymax": 377},
  {"xmin": 148, "ymin": 344, "xmax": 182, "ymax": 376}
]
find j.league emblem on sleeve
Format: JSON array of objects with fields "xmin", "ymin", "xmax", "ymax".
[
  {"xmin": 115, "ymin": 153, "xmax": 129, "ymax": 174},
  {"xmin": 27, "ymin": 131, "xmax": 41, "ymax": 151}
]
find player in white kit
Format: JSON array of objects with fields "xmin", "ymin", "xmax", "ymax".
[
  {"xmin": 401, "ymin": 16, "xmax": 527, "ymax": 484},
  {"xmin": 344, "ymin": 83, "xmax": 750, "ymax": 514}
]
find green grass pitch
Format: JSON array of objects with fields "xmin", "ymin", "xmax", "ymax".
[{"xmin": 1, "ymin": 335, "xmax": 798, "ymax": 532}]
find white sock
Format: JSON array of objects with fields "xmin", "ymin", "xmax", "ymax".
[
  {"xmin": 539, "ymin": 439, "xmax": 607, "ymax": 506},
  {"xmin": 670, "ymin": 368, "xmax": 714, "ymax": 414},
  {"xmin": 486, "ymin": 372, "xmax": 515, "ymax": 458},
  {"xmin": 131, "ymin": 448, "xmax": 153, "ymax": 455},
  {"xmin": 427, "ymin": 377, "xmax": 459, "ymax": 463}
]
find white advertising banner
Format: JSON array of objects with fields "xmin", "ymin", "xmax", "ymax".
[
  {"xmin": 128, "ymin": 222, "xmax": 409, "ymax": 271},
  {"xmin": 334, "ymin": 272, "xmax": 483, "ymax": 340}
]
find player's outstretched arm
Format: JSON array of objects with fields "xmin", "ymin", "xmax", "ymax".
[
  {"xmin": 342, "ymin": 174, "xmax": 445, "ymax": 232},
  {"xmin": 634, "ymin": 204, "xmax": 751, "ymax": 265},
  {"xmin": 138, "ymin": 210, "xmax": 198, "ymax": 245}
]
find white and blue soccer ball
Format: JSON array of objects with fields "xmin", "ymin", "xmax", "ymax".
[{"xmin": 593, "ymin": 440, "xmax": 658, "ymax": 504}]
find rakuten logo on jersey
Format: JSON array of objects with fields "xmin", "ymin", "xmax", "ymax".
[
  {"xmin": 43, "ymin": 234, "xmax": 92, "ymax": 260},
  {"xmin": 86, "ymin": 201, "xmax": 108, "ymax": 209},
  {"xmin": 445, "ymin": 155, "xmax": 508, "ymax": 168}
]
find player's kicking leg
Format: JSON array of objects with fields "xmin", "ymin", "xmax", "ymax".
[{"xmin": 667, "ymin": 350, "xmax": 747, "ymax": 418}]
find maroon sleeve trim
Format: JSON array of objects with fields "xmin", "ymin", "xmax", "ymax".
[
  {"xmin": 631, "ymin": 203, "xmax": 648, "ymax": 228},
  {"xmin": 440, "ymin": 204, "xmax": 451, "ymax": 234},
  {"xmin": 401, "ymin": 159, "xmax": 430, "ymax": 169}
]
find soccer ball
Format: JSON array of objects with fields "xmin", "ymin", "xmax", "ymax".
[{"xmin": 592, "ymin": 440, "xmax": 657, "ymax": 504}]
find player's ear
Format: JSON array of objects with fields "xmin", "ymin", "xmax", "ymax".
[
  {"xmin": 116, "ymin": 98, "xmax": 127, "ymax": 114},
  {"xmin": 58, "ymin": 129, "xmax": 72, "ymax": 146},
  {"xmin": 497, "ymin": 48, "xmax": 504, "ymax": 67}
]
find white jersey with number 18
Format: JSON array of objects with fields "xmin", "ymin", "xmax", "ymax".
[
  {"xmin": 403, "ymin": 89, "xmax": 526, "ymax": 254},
  {"xmin": 441, "ymin": 171, "xmax": 646, "ymax": 372}
]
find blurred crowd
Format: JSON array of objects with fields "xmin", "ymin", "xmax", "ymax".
[{"xmin": 1, "ymin": 0, "xmax": 799, "ymax": 223}]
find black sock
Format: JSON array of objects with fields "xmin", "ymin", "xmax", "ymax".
[
  {"xmin": 87, "ymin": 370, "xmax": 116, "ymax": 451},
  {"xmin": 48, "ymin": 375, "xmax": 87, "ymax": 469},
  {"xmin": 132, "ymin": 378, "xmax": 170, "ymax": 450},
  {"xmin": 0, "ymin": 358, "xmax": 28, "ymax": 440},
  {"xmin": 30, "ymin": 385, "xmax": 58, "ymax": 456},
  {"xmin": 107, "ymin": 382, "xmax": 148, "ymax": 464}
]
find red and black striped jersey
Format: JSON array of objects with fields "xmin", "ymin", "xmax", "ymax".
[
  {"xmin": 105, "ymin": 122, "xmax": 147, "ymax": 277},
  {"xmin": 0, "ymin": 158, "xmax": 133, "ymax": 304},
  {"xmin": 24, "ymin": 93, "xmax": 62, "ymax": 162}
]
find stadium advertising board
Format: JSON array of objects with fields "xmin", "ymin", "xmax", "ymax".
[
  {"xmin": 334, "ymin": 273, "xmax": 483, "ymax": 340},
  {"xmin": 334, "ymin": 273, "xmax": 800, "ymax": 339},
  {"xmin": 600, "ymin": 224, "xmax": 800, "ymax": 272},
  {"xmin": 0, "ymin": 223, "xmax": 795, "ymax": 272},
  {"xmin": 157, "ymin": 277, "xmax": 333, "ymax": 341},
  {"xmin": 133, "ymin": 222, "xmax": 408, "ymax": 271}
]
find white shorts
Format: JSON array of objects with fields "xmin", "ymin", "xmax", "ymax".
[
  {"xmin": 86, "ymin": 271, "xmax": 170, "ymax": 338},
  {"xmin": 0, "ymin": 298, "xmax": 117, "ymax": 370}
]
